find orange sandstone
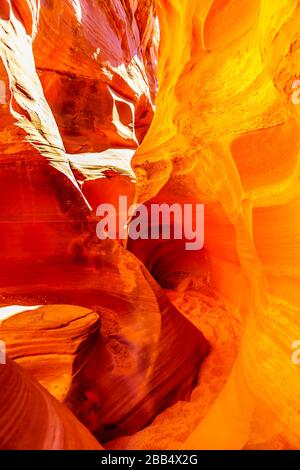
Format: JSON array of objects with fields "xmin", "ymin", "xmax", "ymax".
[{"xmin": 0, "ymin": 0, "xmax": 300, "ymax": 452}]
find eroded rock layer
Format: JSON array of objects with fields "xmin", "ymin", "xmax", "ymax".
[
  {"xmin": 0, "ymin": 357, "xmax": 102, "ymax": 450},
  {"xmin": 0, "ymin": 242, "xmax": 208, "ymax": 443},
  {"xmin": 1, "ymin": 0, "xmax": 300, "ymax": 452},
  {"xmin": 0, "ymin": 304, "xmax": 100, "ymax": 401},
  {"xmin": 0, "ymin": 0, "xmax": 158, "ymax": 263},
  {"xmin": 132, "ymin": 0, "xmax": 300, "ymax": 450}
]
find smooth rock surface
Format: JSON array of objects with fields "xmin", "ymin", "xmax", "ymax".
[{"xmin": 0, "ymin": 357, "xmax": 103, "ymax": 450}]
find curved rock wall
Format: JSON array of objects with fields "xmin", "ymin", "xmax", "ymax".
[
  {"xmin": 133, "ymin": 0, "xmax": 300, "ymax": 450},
  {"xmin": 1, "ymin": 0, "xmax": 300, "ymax": 451}
]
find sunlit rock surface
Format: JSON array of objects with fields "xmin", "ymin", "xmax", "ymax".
[
  {"xmin": 0, "ymin": 250, "xmax": 208, "ymax": 443},
  {"xmin": 0, "ymin": 304, "xmax": 100, "ymax": 401},
  {"xmin": 0, "ymin": 0, "xmax": 158, "ymax": 261},
  {"xmin": 1, "ymin": 0, "xmax": 300, "ymax": 451},
  {"xmin": 132, "ymin": 0, "xmax": 300, "ymax": 450},
  {"xmin": 0, "ymin": 357, "xmax": 103, "ymax": 450}
]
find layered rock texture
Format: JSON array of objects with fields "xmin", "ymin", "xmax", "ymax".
[
  {"xmin": 1, "ymin": 0, "xmax": 300, "ymax": 451},
  {"xmin": 0, "ymin": 357, "xmax": 103, "ymax": 449}
]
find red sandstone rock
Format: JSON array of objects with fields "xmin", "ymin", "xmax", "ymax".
[
  {"xmin": 0, "ymin": 241, "xmax": 208, "ymax": 443},
  {"xmin": 2, "ymin": 0, "xmax": 299, "ymax": 452},
  {"xmin": 0, "ymin": 357, "xmax": 102, "ymax": 450},
  {"xmin": 0, "ymin": 304, "xmax": 100, "ymax": 401},
  {"xmin": 0, "ymin": 2, "xmax": 208, "ymax": 442},
  {"xmin": 0, "ymin": 0, "xmax": 158, "ymax": 264}
]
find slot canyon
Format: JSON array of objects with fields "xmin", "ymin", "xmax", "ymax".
[{"xmin": 0, "ymin": 0, "xmax": 300, "ymax": 451}]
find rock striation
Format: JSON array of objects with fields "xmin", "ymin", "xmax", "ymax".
[
  {"xmin": 132, "ymin": 0, "xmax": 300, "ymax": 450},
  {"xmin": 1, "ymin": 0, "xmax": 300, "ymax": 452},
  {"xmin": 0, "ymin": 243, "xmax": 208, "ymax": 443},
  {"xmin": 0, "ymin": 357, "xmax": 102, "ymax": 449}
]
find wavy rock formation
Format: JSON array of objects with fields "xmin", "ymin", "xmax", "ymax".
[
  {"xmin": 0, "ymin": 0, "xmax": 158, "ymax": 263},
  {"xmin": 107, "ymin": 285, "xmax": 241, "ymax": 450},
  {"xmin": 0, "ymin": 304, "xmax": 100, "ymax": 401},
  {"xmin": 0, "ymin": 357, "xmax": 102, "ymax": 450},
  {"xmin": 0, "ymin": 243, "xmax": 208, "ymax": 443},
  {"xmin": 1, "ymin": 0, "xmax": 300, "ymax": 452},
  {"xmin": 131, "ymin": 0, "xmax": 300, "ymax": 450}
]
